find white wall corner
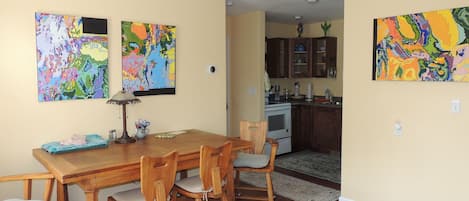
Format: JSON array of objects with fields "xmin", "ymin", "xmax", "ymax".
[{"xmin": 339, "ymin": 196, "xmax": 354, "ymax": 201}]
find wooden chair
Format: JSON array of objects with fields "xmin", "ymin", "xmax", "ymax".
[
  {"xmin": 108, "ymin": 151, "xmax": 178, "ymax": 201},
  {"xmin": 0, "ymin": 172, "xmax": 54, "ymax": 201},
  {"xmin": 234, "ymin": 120, "xmax": 278, "ymax": 201},
  {"xmin": 172, "ymin": 141, "xmax": 232, "ymax": 201}
]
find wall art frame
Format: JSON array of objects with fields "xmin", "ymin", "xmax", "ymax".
[
  {"xmin": 35, "ymin": 12, "xmax": 109, "ymax": 102},
  {"xmin": 121, "ymin": 20, "xmax": 176, "ymax": 96},
  {"xmin": 372, "ymin": 6, "xmax": 469, "ymax": 81}
]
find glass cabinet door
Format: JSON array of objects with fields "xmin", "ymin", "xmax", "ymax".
[
  {"xmin": 289, "ymin": 38, "xmax": 312, "ymax": 78},
  {"xmin": 312, "ymin": 37, "xmax": 337, "ymax": 78}
]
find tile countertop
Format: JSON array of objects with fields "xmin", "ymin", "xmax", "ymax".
[{"xmin": 267, "ymin": 96, "xmax": 342, "ymax": 109}]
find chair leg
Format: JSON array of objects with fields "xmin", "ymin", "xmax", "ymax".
[
  {"xmin": 43, "ymin": 178, "xmax": 55, "ymax": 201},
  {"xmin": 235, "ymin": 170, "xmax": 240, "ymax": 186},
  {"xmin": 265, "ymin": 173, "xmax": 274, "ymax": 201},
  {"xmin": 170, "ymin": 190, "xmax": 178, "ymax": 201}
]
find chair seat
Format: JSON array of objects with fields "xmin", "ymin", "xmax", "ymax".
[
  {"xmin": 110, "ymin": 188, "xmax": 145, "ymax": 201},
  {"xmin": 233, "ymin": 152, "xmax": 269, "ymax": 168},
  {"xmin": 175, "ymin": 175, "xmax": 212, "ymax": 193}
]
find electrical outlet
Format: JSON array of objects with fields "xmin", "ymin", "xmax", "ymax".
[
  {"xmin": 394, "ymin": 122, "xmax": 402, "ymax": 136},
  {"xmin": 451, "ymin": 99, "xmax": 461, "ymax": 113}
]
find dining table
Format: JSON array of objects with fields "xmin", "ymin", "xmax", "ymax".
[{"xmin": 33, "ymin": 129, "xmax": 252, "ymax": 201}]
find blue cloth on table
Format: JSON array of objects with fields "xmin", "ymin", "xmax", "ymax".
[{"xmin": 41, "ymin": 134, "xmax": 108, "ymax": 154}]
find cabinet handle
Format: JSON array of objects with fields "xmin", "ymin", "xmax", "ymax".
[{"xmin": 286, "ymin": 129, "xmax": 289, "ymax": 132}]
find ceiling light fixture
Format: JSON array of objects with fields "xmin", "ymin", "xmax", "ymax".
[
  {"xmin": 295, "ymin": 15, "xmax": 303, "ymax": 21},
  {"xmin": 305, "ymin": 0, "xmax": 319, "ymax": 4}
]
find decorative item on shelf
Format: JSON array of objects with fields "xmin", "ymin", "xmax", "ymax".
[
  {"xmin": 321, "ymin": 21, "xmax": 331, "ymax": 36},
  {"xmin": 295, "ymin": 44, "xmax": 305, "ymax": 51},
  {"xmin": 107, "ymin": 89, "xmax": 141, "ymax": 144},
  {"xmin": 306, "ymin": 83, "xmax": 313, "ymax": 102},
  {"xmin": 294, "ymin": 82, "xmax": 300, "ymax": 96},
  {"xmin": 135, "ymin": 119, "xmax": 150, "ymax": 139},
  {"xmin": 296, "ymin": 22, "xmax": 304, "ymax": 38}
]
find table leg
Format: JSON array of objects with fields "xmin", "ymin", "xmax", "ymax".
[
  {"xmin": 226, "ymin": 161, "xmax": 235, "ymax": 201},
  {"xmin": 56, "ymin": 181, "xmax": 68, "ymax": 201}
]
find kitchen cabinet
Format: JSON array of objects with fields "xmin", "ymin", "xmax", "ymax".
[
  {"xmin": 291, "ymin": 104, "xmax": 313, "ymax": 151},
  {"xmin": 312, "ymin": 37, "xmax": 337, "ymax": 78},
  {"xmin": 289, "ymin": 38, "xmax": 312, "ymax": 78},
  {"xmin": 266, "ymin": 37, "xmax": 337, "ymax": 78},
  {"xmin": 291, "ymin": 104, "xmax": 342, "ymax": 153},
  {"xmin": 266, "ymin": 38, "xmax": 289, "ymax": 78},
  {"xmin": 312, "ymin": 106, "xmax": 342, "ymax": 153}
]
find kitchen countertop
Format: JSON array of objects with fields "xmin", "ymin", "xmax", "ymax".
[{"xmin": 267, "ymin": 96, "xmax": 342, "ymax": 109}]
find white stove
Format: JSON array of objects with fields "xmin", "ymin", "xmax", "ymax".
[{"xmin": 264, "ymin": 102, "xmax": 291, "ymax": 155}]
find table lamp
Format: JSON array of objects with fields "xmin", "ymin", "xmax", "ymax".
[{"xmin": 107, "ymin": 89, "xmax": 141, "ymax": 144}]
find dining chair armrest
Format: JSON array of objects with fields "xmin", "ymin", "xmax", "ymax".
[
  {"xmin": 265, "ymin": 137, "xmax": 278, "ymax": 147},
  {"xmin": 265, "ymin": 138, "xmax": 278, "ymax": 170}
]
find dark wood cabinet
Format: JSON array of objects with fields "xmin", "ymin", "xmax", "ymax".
[
  {"xmin": 312, "ymin": 106, "xmax": 342, "ymax": 153},
  {"xmin": 312, "ymin": 37, "xmax": 337, "ymax": 78},
  {"xmin": 266, "ymin": 38, "xmax": 289, "ymax": 78},
  {"xmin": 291, "ymin": 104, "xmax": 313, "ymax": 151},
  {"xmin": 266, "ymin": 36, "xmax": 337, "ymax": 78},
  {"xmin": 289, "ymin": 38, "xmax": 312, "ymax": 78},
  {"xmin": 291, "ymin": 104, "xmax": 342, "ymax": 153}
]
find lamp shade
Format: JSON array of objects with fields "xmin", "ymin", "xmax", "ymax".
[{"xmin": 106, "ymin": 90, "xmax": 141, "ymax": 105}]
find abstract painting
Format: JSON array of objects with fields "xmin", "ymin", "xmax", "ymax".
[
  {"xmin": 121, "ymin": 21, "xmax": 176, "ymax": 96},
  {"xmin": 35, "ymin": 12, "xmax": 108, "ymax": 102},
  {"xmin": 373, "ymin": 7, "xmax": 469, "ymax": 81}
]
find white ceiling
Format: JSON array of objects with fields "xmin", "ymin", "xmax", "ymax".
[{"xmin": 226, "ymin": 0, "xmax": 344, "ymax": 24}]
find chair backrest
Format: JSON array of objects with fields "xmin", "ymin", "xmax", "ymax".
[
  {"xmin": 140, "ymin": 151, "xmax": 178, "ymax": 201},
  {"xmin": 240, "ymin": 120, "xmax": 268, "ymax": 154},
  {"xmin": 0, "ymin": 172, "xmax": 54, "ymax": 201},
  {"xmin": 199, "ymin": 141, "xmax": 233, "ymax": 195}
]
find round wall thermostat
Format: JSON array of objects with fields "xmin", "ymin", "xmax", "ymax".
[{"xmin": 208, "ymin": 65, "xmax": 216, "ymax": 74}]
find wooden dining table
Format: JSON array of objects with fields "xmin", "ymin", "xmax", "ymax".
[{"xmin": 33, "ymin": 129, "xmax": 252, "ymax": 201}]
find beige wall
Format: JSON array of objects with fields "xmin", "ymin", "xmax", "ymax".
[
  {"xmin": 342, "ymin": 1, "xmax": 469, "ymax": 201},
  {"xmin": 228, "ymin": 11, "xmax": 266, "ymax": 136},
  {"xmin": 267, "ymin": 20, "xmax": 344, "ymax": 97},
  {"xmin": 0, "ymin": 0, "xmax": 226, "ymax": 200}
]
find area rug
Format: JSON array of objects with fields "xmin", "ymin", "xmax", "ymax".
[
  {"xmin": 239, "ymin": 171, "xmax": 339, "ymax": 201},
  {"xmin": 275, "ymin": 150, "xmax": 341, "ymax": 184}
]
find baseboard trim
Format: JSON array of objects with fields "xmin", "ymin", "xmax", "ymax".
[{"xmin": 339, "ymin": 196, "xmax": 354, "ymax": 201}]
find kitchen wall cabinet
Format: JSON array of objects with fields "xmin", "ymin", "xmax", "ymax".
[
  {"xmin": 289, "ymin": 38, "xmax": 312, "ymax": 78},
  {"xmin": 312, "ymin": 37, "xmax": 337, "ymax": 78},
  {"xmin": 291, "ymin": 104, "xmax": 342, "ymax": 153},
  {"xmin": 266, "ymin": 36, "xmax": 337, "ymax": 79},
  {"xmin": 266, "ymin": 38, "xmax": 289, "ymax": 78}
]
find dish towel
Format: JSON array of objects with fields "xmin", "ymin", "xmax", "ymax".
[{"xmin": 42, "ymin": 134, "xmax": 108, "ymax": 154}]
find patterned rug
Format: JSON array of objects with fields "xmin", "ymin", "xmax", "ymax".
[
  {"xmin": 239, "ymin": 171, "xmax": 339, "ymax": 201},
  {"xmin": 275, "ymin": 150, "xmax": 341, "ymax": 184}
]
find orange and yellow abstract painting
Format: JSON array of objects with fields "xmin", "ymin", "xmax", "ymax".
[{"xmin": 373, "ymin": 7, "xmax": 469, "ymax": 81}]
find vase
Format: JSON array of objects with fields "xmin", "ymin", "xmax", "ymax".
[{"xmin": 135, "ymin": 128, "xmax": 148, "ymax": 139}]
